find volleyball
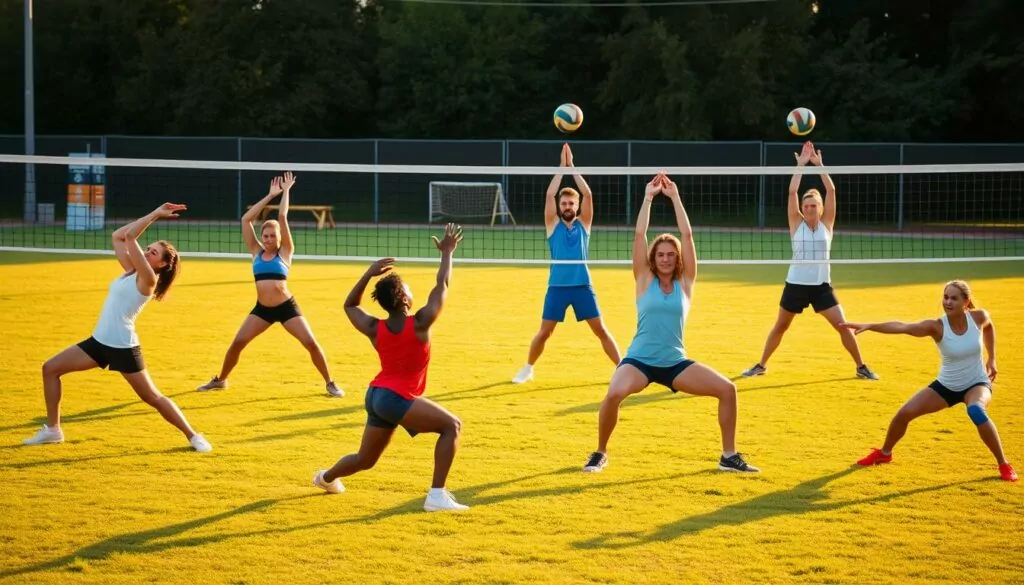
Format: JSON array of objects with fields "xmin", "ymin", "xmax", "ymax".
[
  {"xmin": 554, "ymin": 103, "xmax": 583, "ymax": 133},
  {"xmin": 786, "ymin": 107, "xmax": 816, "ymax": 136}
]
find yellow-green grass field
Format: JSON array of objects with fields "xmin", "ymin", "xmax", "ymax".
[{"xmin": 1, "ymin": 253, "xmax": 1022, "ymax": 585}]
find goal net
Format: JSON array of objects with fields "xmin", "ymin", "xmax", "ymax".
[{"xmin": 429, "ymin": 181, "xmax": 515, "ymax": 225}]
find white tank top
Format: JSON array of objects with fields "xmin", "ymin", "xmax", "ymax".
[
  {"xmin": 786, "ymin": 221, "xmax": 832, "ymax": 285},
  {"xmin": 936, "ymin": 313, "xmax": 988, "ymax": 390},
  {"xmin": 92, "ymin": 272, "xmax": 151, "ymax": 348}
]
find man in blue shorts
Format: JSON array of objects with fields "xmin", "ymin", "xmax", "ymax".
[{"xmin": 512, "ymin": 143, "xmax": 621, "ymax": 384}]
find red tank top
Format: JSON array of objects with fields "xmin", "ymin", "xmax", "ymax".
[{"xmin": 369, "ymin": 316, "xmax": 430, "ymax": 399}]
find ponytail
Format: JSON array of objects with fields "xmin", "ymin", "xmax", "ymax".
[{"xmin": 154, "ymin": 240, "xmax": 180, "ymax": 301}]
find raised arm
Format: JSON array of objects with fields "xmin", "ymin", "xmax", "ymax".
[
  {"xmin": 974, "ymin": 309, "xmax": 997, "ymax": 381},
  {"xmin": 564, "ymin": 144, "xmax": 594, "ymax": 231},
  {"xmin": 661, "ymin": 174, "xmax": 697, "ymax": 294},
  {"xmin": 278, "ymin": 171, "xmax": 296, "ymax": 262},
  {"xmin": 544, "ymin": 145, "xmax": 568, "ymax": 236},
  {"xmin": 415, "ymin": 223, "xmax": 463, "ymax": 331},
  {"xmin": 114, "ymin": 203, "xmax": 186, "ymax": 295},
  {"xmin": 633, "ymin": 176, "xmax": 660, "ymax": 283},
  {"xmin": 344, "ymin": 258, "xmax": 394, "ymax": 339},
  {"xmin": 839, "ymin": 319, "xmax": 942, "ymax": 341},
  {"xmin": 809, "ymin": 147, "xmax": 836, "ymax": 231},
  {"xmin": 241, "ymin": 177, "xmax": 283, "ymax": 256},
  {"xmin": 788, "ymin": 142, "xmax": 813, "ymax": 236}
]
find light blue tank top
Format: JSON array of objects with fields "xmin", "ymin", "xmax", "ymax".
[
  {"xmin": 548, "ymin": 221, "xmax": 591, "ymax": 287},
  {"xmin": 624, "ymin": 278, "xmax": 690, "ymax": 367}
]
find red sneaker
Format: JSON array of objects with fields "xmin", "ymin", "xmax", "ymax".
[
  {"xmin": 857, "ymin": 448, "xmax": 893, "ymax": 466},
  {"xmin": 999, "ymin": 463, "xmax": 1019, "ymax": 482}
]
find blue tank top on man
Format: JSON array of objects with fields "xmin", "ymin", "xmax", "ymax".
[
  {"xmin": 548, "ymin": 221, "xmax": 591, "ymax": 287},
  {"xmin": 625, "ymin": 278, "xmax": 690, "ymax": 367}
]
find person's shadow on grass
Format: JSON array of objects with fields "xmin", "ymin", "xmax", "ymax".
[{"xmin": 572, "ymin": 466, "xmax": 992, "ymax": 550}]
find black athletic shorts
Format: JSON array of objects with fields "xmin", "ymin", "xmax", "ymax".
[
  {"xmin": 77, "ymin": 336, "xmax": 145, "ymax": 374},
  {"xmin": 928, "ymin": 380, "xmax": 992, "ymax": 407},
  {"xmin": 619, "ymin": 357, "xmax": 696, "ymax": 392},
  {"xmin": 250, "ymin": 297, "xmax": 302, "ymax": 324},
  {"xmin": 780, "ymin": 282, "xmax": 839, "ymax": 314}
]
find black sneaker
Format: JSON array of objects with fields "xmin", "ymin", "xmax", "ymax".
[
  {"xmin": 582, "ymin": 451, "xmax": 608, "ymax": 473},
  {"xmin": 741, "ymin": 363, "xmax": 766, "ymax": 377},
  {"xmin": 856, "ymin": 364, "xmax": 880, "ymax": 380},
  {"xmin": 718, "ymin": 453, "xmax": 760, "ymax": 473}
]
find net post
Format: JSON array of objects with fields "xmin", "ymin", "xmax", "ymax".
[
  {"xmin": 236, "ymin": 137, "xmax": 243, "ymax": 219},
  {"xmin": 897, "ymin": 142, "xmax": 905, "ymax": 231},
  {"xmin": 373, "ymin": 139, "xmax": 380, "ymax": 224},
  {"xmin": 23, "ymin": 0, "xmax": 36, "ymax": 223},
  {"xmin": 757, "ymin": 141, "xmax": 766, "ymax": 228},
  {"xmin": 501, "ymin": 139, "xmax": 509, "ymax": 225},
  {"xmin": 625, "ymin": 141, "xmax": 633, "ymax": 224}
]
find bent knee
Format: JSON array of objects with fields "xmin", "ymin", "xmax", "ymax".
[
  {"xmin": 967, "ymin": 403, "xmax": 991, "ymax": 426},
  {"xmin": 302, "ymin": 338, "xmax": 321, "ymax": 352},
  {"xmin": 716, "ymin": 380, "xmax": 738, "ymax": 400},
  {"xmin": 446, "ymin": 416, "xmax": 462, "ymax": 436},
  {"xmin": 42, "ymin": 360, "xmax": 60, "ymax": 378}
]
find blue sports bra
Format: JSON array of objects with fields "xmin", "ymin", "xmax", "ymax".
[{"xmin": 253, "ymin": 252, "xmax": 289, "ymax": 281}]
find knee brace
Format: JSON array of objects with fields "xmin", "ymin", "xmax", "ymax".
[{"xmin": 967, "ymin": 403, "xmax": 990, "ymax": 426}]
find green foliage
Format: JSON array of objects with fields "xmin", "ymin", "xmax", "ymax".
[{"xmin": 3, "ymin": 0, "xmax": 1022, "ymax": 141}]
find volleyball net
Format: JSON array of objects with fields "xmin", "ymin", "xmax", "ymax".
[{"xmin": 0, "ymin": 153, "xmax": 1021, "ymax": 264}]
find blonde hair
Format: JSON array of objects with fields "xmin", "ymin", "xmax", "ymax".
[
  {"xmin": 261, "ymin": 219, "xmax": 280, "ymax": 234},
  {"xmin": 945, "ymin": 279, "xmax": 976, "ymax": 310},
  {"xmin": 801, "ymin": 189, "xmax": 823, "ymax": 207},
  {"xmin": 647, "ymin": 234, "xmax": 684, "ymax": 280},
  {"xmin": 558, "ymin": 187, "xmax": 580, "ymax": 203}
]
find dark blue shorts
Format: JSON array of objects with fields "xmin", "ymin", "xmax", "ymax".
[
  {"xmin": 620, "ymin": 357, "xmax": 695, "ymax": 392},
  {"xmin": 542, "ymin": 285, "xmax": 600, "ymax": 322},
  {"xmin": 928, "ymin": 380, "xmax": 992, "ymax": 407},
  {"xmin": 364, "ymin": 386, "xmax": 418, "ymax": 437}
]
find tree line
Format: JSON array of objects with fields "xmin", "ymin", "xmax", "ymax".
[{"xmin": 0, "ymin": 0, "xmax": 1020, "ymax": 142}]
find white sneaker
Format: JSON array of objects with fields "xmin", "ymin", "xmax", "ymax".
[
  {"xmin": 423, "ymin": 488, "xmax": 469, "ymax": 512},
  {"xmin": 189, "ymin": 433, "xmax": 213, "ymax": 453},
  {"xmin": 197, "ymin": 376, "xmax": 227, "ymax": 392},
  {"xmin": 512, "ymin": 365, "xmax": 534, "ymax": 384},
  {"xmin": 326, "ymin": 381, "xmax": 345, "ymax": 398},
  {"xmin": 313, "ymin": 470, "xmax": 345, "ymax": 494},
  {"xmin": 22, "ymin": 424, "xmax": 64, "ymax": 445}
]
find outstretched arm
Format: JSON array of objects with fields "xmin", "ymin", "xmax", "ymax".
[
  {"xmin": 545, "ymin": 145, "xmax": 568, "ymax": 236},
  {"xmin": 241, "ymin": 177, "xmax": 283, "ymax": 256},
  {"xmin": 788, "ymin": 142, "xmax": 813, "ymax": 236},
  {"xmin": 278, "ymin": 172, "xmax": 295, "ymax": 262},
  {"xmin": 632, "ymin": 177, "xmax": 660, "ymax": 281},
  {"xmin": 114, "ymin": 203, "xmax": 186, "ymax": 295},
  {"xmin": 344, "ymin": 258, "xmax": 394, "ymax": 339},
  {"xmin": 839, "ymin": 319, "xmax": 942, "ymax": 341},
  {"xmin": 661, "ymin": 174, "xmax": 697, "ymax": 294},
  {"xmin": 565, "ymin": 144, "xmax": 594, "ymax": 231},
  {"xmin": 809, "ymin": 147, "xmax": 836, "ymax": 230},
  {"xmin": 416, "ymin": 223, "xmax": 463, "ymax": 330}
]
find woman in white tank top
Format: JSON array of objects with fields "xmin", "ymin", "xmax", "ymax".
[
  {"xmin": 741, "ymin": 141, "xmax": 878, "ymax": 381},
  {"xmin": 22, "ymin": 204, "xmax": 212, "ymax": 453},
  {"xmin": 839, "ymin": 280, "xmax": 1016, "ymax": 482}
]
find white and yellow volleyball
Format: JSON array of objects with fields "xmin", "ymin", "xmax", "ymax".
[
  {"xmin": 553, "ymin": 103, "xmax": 583, "ymax": 133},
  {"xmin": 786, "ymin": 107, "xmax": 816, "ymax": 136}
]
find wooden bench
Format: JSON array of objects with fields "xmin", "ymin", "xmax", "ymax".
[{"xmin": 248, "ymin": 204, "xmax": 336, "ymax": 230}]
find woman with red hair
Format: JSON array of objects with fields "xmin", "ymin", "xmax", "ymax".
[{"xmin": 582, "ymin": 174, "xmax": 759, "ymax": 474}]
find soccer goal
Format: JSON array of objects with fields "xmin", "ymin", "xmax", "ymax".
[{"xmin": 428, "ymin": 181, "xmax": 516, "ymax": 225}]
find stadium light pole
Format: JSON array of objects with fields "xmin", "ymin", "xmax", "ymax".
[{"xmin": 24, "ymin": 0, "xmax": 36, "ymax": 223}]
